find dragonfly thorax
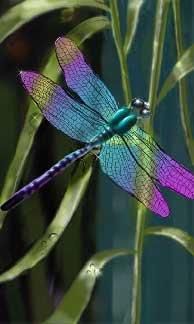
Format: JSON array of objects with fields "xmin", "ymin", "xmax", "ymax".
[
  {"xmin": 108, "ymin": 107, "xmax": 137, "ymax": 135},
  {"xmin": 91, "ymin": 107, "xmax": 137, "ymax": 146},
  {"xmin": 93, "ymin": 99, "xmax": 150, "ymax": 145}
]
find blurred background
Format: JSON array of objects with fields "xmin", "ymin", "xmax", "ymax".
[{"xmin": 0, "ymin": 0, "xmax": 194, "ymax": 323}]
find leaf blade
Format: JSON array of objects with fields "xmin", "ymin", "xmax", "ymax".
[
  {"xmin": 44, "ymin": 249, "xmax": 133, "ymax": 324},
  {"xmin": 68, "ymin": 15, "xmax": 110, "ymax": 43},
  {"xmin": 0, "ymin": 0, "xmax": 109, "ymax": 44},
  {"xmin": 0, "ymin": 157, "xmax": 93, "ymax": 283},
  {"xmin": 145, "ymin": 226, "xmax": 194, "ymax": 256},
  {"xmin": 157, "ymin": 44, "xmax": 194, "ymax": 104},
  {"xmin": 149, "ymin": 0, "xmax": 170, "ymax": 124},
  {"xmin": 124, "ymin": 0, "xmax": 144, "ymax": 55}
]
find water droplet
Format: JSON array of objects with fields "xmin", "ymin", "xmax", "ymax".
[
  {"xmin": 40, "ymin": 240, "xmax": 47, "ymax": 256},
  {"xmin": 48, "ymin": 232, "xmax": 58, "ymax": 240},
  {"xmin": 30, "ymin": 112, "xmax": 41, "ymax": 128},
  {"xmin": 41, "ymin": 240, "xmax": 47, "ymax": 247}
]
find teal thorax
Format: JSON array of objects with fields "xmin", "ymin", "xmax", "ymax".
[
  {"xmin": 93, "ymin": 107, "xmax": 137, "ymax": 145},
  {"xmin": 109, "ymin": 107, "xmax": 137, "ymax": 135}
]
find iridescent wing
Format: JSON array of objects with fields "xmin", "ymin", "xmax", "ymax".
[
  {"xmin": 20, "ymin": 71, "xmax": 106, "ymax": 143},
  {"xmin": 124, "ymin": 126, "xmax": 194, "ymax": 199},
  {"xmin": 99, "ymin": 135, "xmax": 170, "ymax": 217},
  {"xmin": 55, "ymin": 37, "xmax": 118, "ymax": 121}
]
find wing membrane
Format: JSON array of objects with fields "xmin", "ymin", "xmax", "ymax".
[
  {"xmin": 20, "ymin": 71, "xmax": 105, "ymax": 142},
  {"xmin": 99, "ymin": 136, "xmax": 169, "ymax": 217},
  {"xmin": 55, "ymin": 37, "xmax": 118, "ymax": 121},
  {"xmin": 125, "ymin": 126, "xmax": 194, "ymax": 199}
]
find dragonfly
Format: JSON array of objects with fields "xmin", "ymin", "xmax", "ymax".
[{"xmin": 1, "ymin": 37, "xmax": 194, "ymax": 217}]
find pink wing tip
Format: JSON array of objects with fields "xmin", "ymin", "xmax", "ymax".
[
  {"xmin": 55, "ymin": 36, "xmax": 73, "ymax": 47},
  {"xmin": 152, "ymin": 195, "xmax": 170, "ymax": 218},
  {"xmin": 159, "ymin": 205, "xmax": 170, "ymax": 218},
  {"xmin": 20, "ymin": 71, "xmax": 40, "ymax": 93}
]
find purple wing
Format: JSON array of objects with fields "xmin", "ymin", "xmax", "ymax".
[
  {"xmin": 126, "ymin": 126, "xmax": 194, "ymax": 199},
  {"xmin": 100, "ymin": 135, "xmax": 170, "ymax": 217},
  {"xmin": 55, "ymin": 37, "xmax": 118, "ymax": 121},
  {"xmin": 20, "ymin": 71, "xmax": 106, "ymax": 143}
]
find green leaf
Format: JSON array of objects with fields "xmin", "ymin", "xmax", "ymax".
[
  {"xmin": 149, "ymin": 0, "xmax": 170, "ymax": 124},
  {"xmin": 124, "ymin": 0, "xmax": 144, "ymax": 55},
  {"xmin": 110, "ymin": 0, "xmax": 132, "ymax": 104},
  {"xmin": 0, "ymin": 0, "xmax": 109, "ymax": 44},
  {"xmin": 145, "ymin": 226, "xmax": 194, "ymax": 256},
  {"xmin": 44, "ymin": 249, "xmax": 133, "ymax": 324},
  {"xmin": 0, "ymin": 15, "xmax": 109, "ymax": 228},
  {"xmin": 157, "ymin": 44, "xmax": 194, "ymax": 104},
  {"xmin": 0, "ymin": 157, "xmax": 93, "ymax": 283},
  {"xmin": 68, "ymin": 15, "xmax": 110, "ymax": 44}
]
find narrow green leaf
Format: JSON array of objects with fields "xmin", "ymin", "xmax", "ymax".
[
  {"xmin": 0, "ymin": 15, "xmax": 109, "ymax": 228},
  {"xmin": 44, "ymin": 249, "xmax": 133, "ymax": 324},
  {"xmin": 145, "ymin": 226, "xmax": 194, "ymax": 256},
  {"xmin": 0, "ymin": 0, "xmax": 109, "ymax": 44},
  {"xmin": 124, "ymin": 0, "xmax": 144, "ymax": 55},
  {"xmin": 149, "ymin": 0, "xmax": 170, "ymax": 125},
  {"xmin": 157, "ymin": 44, "xmax": 194, "ymax": 104},
  {"xmin": 110, "ymin": 0, "xmax": 132, "ymax": 104},
  {"xmin": 68, "ymin": 15, "xmax": 110, "ymax": 44},
  {"xmin": 0, "ymin": 157, "xmax": 93, "ymax": 283}
]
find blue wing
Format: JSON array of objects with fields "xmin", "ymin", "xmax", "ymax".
[
  {"xmin": 55, "ymin": 37, "xmax": 119, "ymax": 121},
  {"xmin": 20, "ymin": 71, "xmax": 106, "ymax": 143}
]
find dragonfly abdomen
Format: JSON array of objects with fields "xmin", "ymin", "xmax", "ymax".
[
  {"xmin": 1, "ymin": 145, "xmax": 93, "ymax": 211},
  {"xmin": 91, "ymin": 126, "xmax": 114, "ymax": 146}
]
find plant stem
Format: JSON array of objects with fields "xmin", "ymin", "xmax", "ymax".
[
  {"xmin": 131, "ymin": 207, "xmax": 146, "ymax": 324},
  {"xmin": 110, "ymin": 0, "xmax": 132, "ymax": 105},
  {"xmin": 131, "ymin": 1, "xmax": 170, "ymax": 323}
]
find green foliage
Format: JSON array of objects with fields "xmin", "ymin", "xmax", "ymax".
[
  {"xmin": 145, "ymin": 226, "xmax": 194, "ymax": 256},
  {"xmin": 0, "ymin": 157, "xmax": 92, "ymax": 283},
  {"xmin": 157, "ymin": 0, "xmax": 194, "ymax": 163},
  {"xmin": 44, "ymin": 249, "xmax": 133, "ymax": 324},
  {"xmin": 148, "ymin": 0, "xmax": 171, "ymax": 124},
  {"xmin": 158, "ymin": 44, "xmax": 194, "ymax": 104},
  {"xmin": 124, "ymin": 0, "xmax": 144, "ymax": 55},
  {"xmin": 68, "ymin": 15, "xmax": 111, "ymax": 44},
  {"xmin": 0, "ymin": 0, "xmax": 109, "ymax": 43},
  {"xmin": 109, "ymin": 0, "xmax": 131, "ymax": 104}
]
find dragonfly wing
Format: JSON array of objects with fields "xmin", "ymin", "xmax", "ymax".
[
  {"xmin": 20, "ymin": 71, "xmax": 106, "ymax": 142},
  {"xmin": 55, "ymin": 37, "xmax": 118, "ymax": 121},
  {"xmin": 124, "ymin": 126, "xmax": 194, "ymax": 199},
  {"xmin": 99, "ymin": 136, "xmax": 169, "ymax": 217}
]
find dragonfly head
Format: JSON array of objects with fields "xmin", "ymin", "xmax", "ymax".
[{"xmin": 130, "ymin": 98, "xmax": 151, "ymax": 119}]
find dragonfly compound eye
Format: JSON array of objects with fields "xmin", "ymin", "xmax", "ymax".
[
  {"xmin": 141, "ymin": 108, "xmax": 151, "ymax": 118},
  {"xmin": 131, "ymin": 98, "xmax": 145, "ymax": 109}
]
